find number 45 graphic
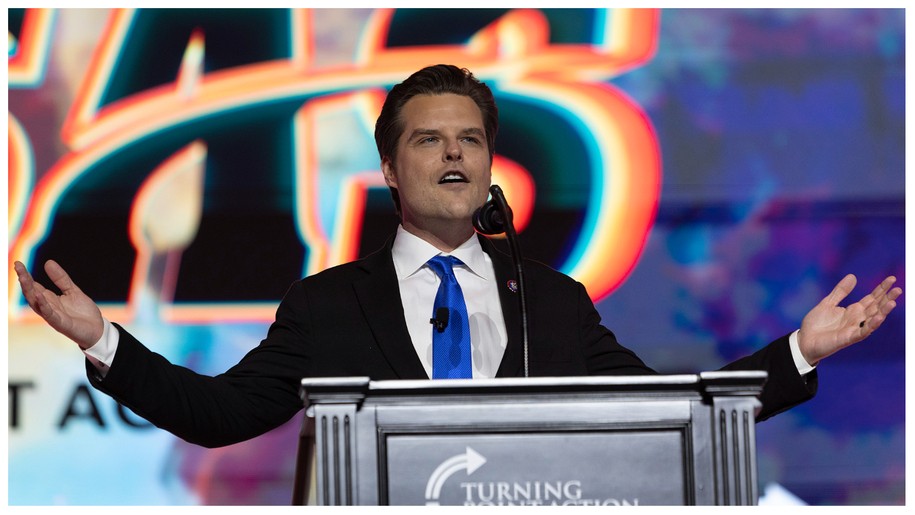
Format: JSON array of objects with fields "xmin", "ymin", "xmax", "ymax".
[{"xmin": 10, "ymin": 8, "xmax": 661, "ymax": 322}]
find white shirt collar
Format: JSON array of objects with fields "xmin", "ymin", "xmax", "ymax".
[{"xmin": 392, "ymin": 225, "xmax": 491, "ymax": 281}]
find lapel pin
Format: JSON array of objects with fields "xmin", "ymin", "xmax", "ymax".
[{"xmin": 507, "ymin": 279, "xmax": 519, "ymax": 293}]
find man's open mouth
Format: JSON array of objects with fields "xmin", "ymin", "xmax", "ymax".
[{"xmin": 439, "ymin": 172, "xmax": 469, "ymax": 184}]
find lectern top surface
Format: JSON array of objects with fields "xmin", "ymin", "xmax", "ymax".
[{"xmin": 299, "ymin": 371, "xmax": 767, "ymax": 402}]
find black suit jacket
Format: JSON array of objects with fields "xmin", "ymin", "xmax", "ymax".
[{"xmin": 90, "ymin": 234, "xmax": 816, "ymax": 448}]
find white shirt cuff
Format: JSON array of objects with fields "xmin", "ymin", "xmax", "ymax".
[
  {"xmin": 789, "ymin": 329, "xmax": 816, "ymax": 376},
  {"xmin": 83, "ymin": 318, "xmax": 119, "ymax": 378}
]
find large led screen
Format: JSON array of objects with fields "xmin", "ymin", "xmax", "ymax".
[{"xmin": 7, "ymin": 8, "xmax": 905, "ymax": 505}]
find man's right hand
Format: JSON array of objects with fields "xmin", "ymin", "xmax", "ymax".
[{"xmin": 14, "ymin": 260, "xmax": 104, "ymax": 350}]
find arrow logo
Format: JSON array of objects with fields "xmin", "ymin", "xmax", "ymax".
[{"xmin": 424, "ymin": 446, "xmax": 487, "ymax": 505}]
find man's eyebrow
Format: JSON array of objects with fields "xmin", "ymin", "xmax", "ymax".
[
  {"xmin": 407, "ymin": 128, "xmax": 441, "ymax": 139},
  {"xmin": 407, "ymin": 127, "xmax": 486, "ymax": 139}
]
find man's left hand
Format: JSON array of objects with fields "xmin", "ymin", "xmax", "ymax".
[{"xmin": 798, "ymin": 274, "xmax": 902, "ymax": 366}]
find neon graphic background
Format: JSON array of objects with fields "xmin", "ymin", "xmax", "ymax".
[{"xmin": 7, "ymin": 8, "xmax": 905, "ymax": 505}]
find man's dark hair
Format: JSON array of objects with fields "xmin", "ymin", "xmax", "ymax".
[{"xmin": 374, "ymin": 64, "xmax": 499, "ymax": 217}]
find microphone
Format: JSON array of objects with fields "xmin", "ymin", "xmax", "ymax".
[
  {"xmin": 472, "ymin": 197, "xmax": 508, "ymax": 235},
  {"xmin": 430, "ymin": 307, "xmax": 449, "ymax": 333},
  {"xmin": 473, "ymin": 184, "xmax": 530, "ymax": 378}
]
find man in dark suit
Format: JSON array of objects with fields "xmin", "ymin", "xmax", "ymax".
[{"xmin": 14, "ymin": 64, "xmax": 902, "ymax": 450}]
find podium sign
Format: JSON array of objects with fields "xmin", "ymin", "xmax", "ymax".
[{"xmin": 295, "ymin": 372, "xmax": 765, "ymax": 506}]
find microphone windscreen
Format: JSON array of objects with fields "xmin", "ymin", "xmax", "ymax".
[{"xmin": 473, "ymin": 201, "xmax": 504, "ymax": 235}]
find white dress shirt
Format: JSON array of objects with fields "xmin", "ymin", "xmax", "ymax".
[{"xmin": 391, "ymin": 225, "xmax": 508, "ymax": 379}]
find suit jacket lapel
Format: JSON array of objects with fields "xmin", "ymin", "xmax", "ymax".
[
  {"xmin": 480, "ymin": 236, "xmax": 525, "ymax": 378},
  {"xmin": 353, "ymin": 237, "xmax": 429, "ymax": 379}
]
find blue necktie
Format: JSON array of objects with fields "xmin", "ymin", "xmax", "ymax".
[{"xmin": 427, "ymin": 255, "xmax": 472, "ymax": 379}]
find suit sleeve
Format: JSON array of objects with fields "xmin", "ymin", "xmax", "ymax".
[
  {"xmin": 87, "ymin": 281, "xmax": 313, "ymax": 448},
  {"xmin": 720, "ymin": 334, "xmax": 818, "ymax": 421}
]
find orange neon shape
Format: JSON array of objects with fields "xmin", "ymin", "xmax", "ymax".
[
  {"xmin": 8, "ymin": 8, "xmax": 56, "ymax": 87},
  {"xmin": 8, "ymin": 114, "xmax": 34, "ymax": 248}
]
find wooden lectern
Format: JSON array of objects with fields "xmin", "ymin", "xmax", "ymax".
[{"xmin": 293, "ymin": 371, "xmax": 765, "ymax": 506}]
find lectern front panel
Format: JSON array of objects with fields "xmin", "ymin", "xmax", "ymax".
[{"xmin": 384, "ymin": 429, "xmax": 688, "ymax": 506}]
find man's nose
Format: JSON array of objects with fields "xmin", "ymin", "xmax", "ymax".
[{"xmin": 444, "ymin": 140, "xmax": 463, "ymax": 161}]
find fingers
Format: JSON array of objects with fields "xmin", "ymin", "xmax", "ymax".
[
  {"xmin": 14, "ymin": 261, "xmax": 53, "ymax": 317},
  {"xmin": 14, "ymin": 261, "xmax": 40, "ymax": 306},
  {"xmin": 857, "ymin": 277, "xmax": 901, "ymax": 333},
  {"xmin": 14, "ymin": 260, "xmax": 32, "ymax": 287},
  {"xmin": 863, "ymin": 277, "xmax": 900, "ymax": 316},
  {"xmin": 861, "ymin": 305, "xmax": 890, "ymax": 336},
  {"xmin": 13, "ymin": 261, "xmax": 30, "ymax": 290},
  {"xmin": 44, "ymin": 259, "xmax": 80, "ymax": 295},
  {"xmin": 823, "ymin": 274, "xmax": 857, "ymax": 308},
  {"xmin": 868, "ymin": 276, "xmax": 895, "ymax": 301},
  {"xmin": 875, "ymin": 287, "xmax": 901, "ymax": 319}
]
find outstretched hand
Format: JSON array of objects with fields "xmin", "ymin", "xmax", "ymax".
[
  {"xmin": 798, "ymin": 274, "xmax": 902, "ymax": 366},
  {"xmin": 14, "ymin": 260, "xmax": 105, "ymax": 350}
]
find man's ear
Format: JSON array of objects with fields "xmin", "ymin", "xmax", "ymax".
[{"xmin": 381, "ymin": 157, "xmax": 397, "ymax": 188}]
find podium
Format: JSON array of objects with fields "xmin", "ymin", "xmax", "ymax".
[{"xmin": 293, "ymin": 372, "xmax": 766, "ymax": 506}]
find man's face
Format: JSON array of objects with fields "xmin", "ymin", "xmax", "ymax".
[{"xmin": 382, "ymin": 93, "xmax": 492, "ymax": 237}]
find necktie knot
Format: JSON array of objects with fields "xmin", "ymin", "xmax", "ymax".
[{"xmin": 427, "ymin": 255, "xmax": 462, "ymax": 280}]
